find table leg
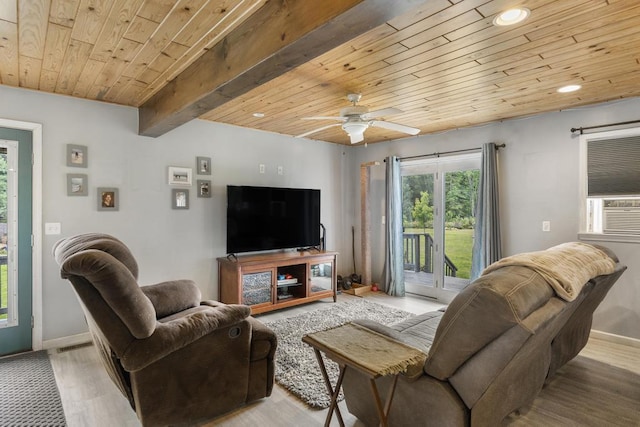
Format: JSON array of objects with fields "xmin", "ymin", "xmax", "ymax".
[
  {"xmin": 312, "ymin": 348, "xmax": 345, "ymax": 427},
  {"xmin": 369, "ymin": 375, "xmax": 399, "ymax": 427}
]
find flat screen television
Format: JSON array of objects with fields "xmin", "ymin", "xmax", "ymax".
[{"xmin": 226, "ymin": 185, "xmax": 321, "ymax": 254}]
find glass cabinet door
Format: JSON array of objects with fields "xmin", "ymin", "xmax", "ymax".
[
  {"xmin": 242, "ymin": 271, "xmax": 272, "ymax": 306},
  {"xmin": 309, "ymin": 262, "xmax": 333, "ymax": 294}
]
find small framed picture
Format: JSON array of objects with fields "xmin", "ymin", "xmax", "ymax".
[
  {"xmin": 197, "ymin": 180, "xmax": 211, "ymax": 198},
  {"xmin": 67, "ymin": 173, "xmax": 88, "ymax": 196},
  {"xmin": 97, "ymin": 187, "xmax": 119, "ymax": 211},
  {"xmin": 168, "ymin": 166, "xmax": 192, "ymax": 185},
  {"xmin": 196, "ymin": 156, "xmax": 211, "ymax": 175},
  {"xmin": 172, "ymin": 189, "xmax": 189, "ymax": 209},
  {"xmin": 67, "ymin": 144, "xmax": 88, "ymax": 167}
]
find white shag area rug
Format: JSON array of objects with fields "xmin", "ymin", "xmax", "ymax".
[{"xmin": 263, "ymin": 299, "xmax": 414, "ymax": 408}]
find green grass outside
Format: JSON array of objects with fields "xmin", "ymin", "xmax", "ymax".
[{"xmin": 405, "ymin": 228, "xmax": 474, "ymax": 279}]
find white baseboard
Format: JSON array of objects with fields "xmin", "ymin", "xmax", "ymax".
[
  {"xmin": 42, "ymin": 332, "xmax": 92, "ymax": 350},
  {"xmin": 590, "ymin": 329, "xmax": 640, "ymax": 349}
]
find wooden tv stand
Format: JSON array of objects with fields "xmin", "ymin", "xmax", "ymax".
[{"xmin": 217, "ymin": 250, "xmax": 338, "ymax": 314}]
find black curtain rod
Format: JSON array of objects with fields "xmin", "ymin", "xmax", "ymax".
[
  {"xmin": 394, "ymin": 143, "xmax": 505, "ymax": 162},
  {"xmin": 571, "ymin": 119, "xmax": 640, "ymax": 135}
]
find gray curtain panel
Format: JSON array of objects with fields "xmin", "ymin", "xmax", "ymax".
[
  {"xmin": 471, "ymin": 143, "xmax": 502, "ymax": 280},
  {"xmin": 382, "ymin": 155, "xmax": 405, "ymax": 296}
]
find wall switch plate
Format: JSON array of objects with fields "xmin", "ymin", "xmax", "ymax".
[
  {"xmin": 259, "ymin": 164, "xmax": 265, "ymax": 174},
  {"xmin": 45, "ymin": 222, "xmax": 61, "ymax": 235},
  {"xmin": 542, "ymin": 221, "xmax": 551, "ymax": 232},
  {"xmin": 277, "ymin": 166, "xmax": 283, "ymax": 175}
]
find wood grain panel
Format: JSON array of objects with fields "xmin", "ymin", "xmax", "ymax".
[
  {"xmin": 130, "ymin": 0, "xmax": 268, "ymax": 104},
  {"xmin": 42, "ymin": 23, "xmax": 72, "ymax": 72},
  {"xmin": 1, "ymin": 0, "xmax": 640, "ymax": 144},
  {"xmin": 49, "ymin": 0, "xmax": 80, "ymax": 28},
  {"xmin": 18, "ymin": 0, "xmax": 50, "ymax": 59},
  {"xmin": 119, "ymin": 0, "xmax": 208, "ymax": 80},
  {"xmin": 72, "ymin": 58, "xmax": 105, "ymax": 97},
  {"xmin": 138, "ymin": 0, "xmax": 432, "ymax": 137},
  {"xmin": 38, "ymin": 69, "xmax": 59, "ymax": 92},
  {"xmin": 71, "ymin": 0, "xmax": 114, "ymax": 44},
  {"xmin": 122, "ymin": 14, "xmax": 157, "ymax": 44},
  {"xmin": 55, "ymin": 40, "xmax": 93, "ymax": 94},
  {"xmin": 0, "ymin": 19, "xmax": 19, "ymax": 86},
  {"xmin": 18, "ymin": 55, "xmax": 42, "ymax": 88},
  {"xmin": 0, "ymin": 2, "xmax": 17, "ymax": 23},
  {"xmin": 90, "ymin": 0, "xmax": 145, "ymax": 62},
  {"xmin": 137, "ymin": 0, "xmax": 176, "ymax": 23}
]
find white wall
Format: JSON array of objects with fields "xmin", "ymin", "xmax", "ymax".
[
  {"xmin": 1, "ymin": 82, "xmax": 638, "ymax": 341},
  {"xmin": 0, "ymin": 85, "xmax": 348, "ymax": 341},
  {"xmin": 346, "ymin": 97, "xmax": 640, "ymax": 340}
]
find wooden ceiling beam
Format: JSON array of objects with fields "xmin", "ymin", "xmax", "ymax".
[{"xmin": 138, "ymin": 0, "xmax": 429, "ymax": 137}]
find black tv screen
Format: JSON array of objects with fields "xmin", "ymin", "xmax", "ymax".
[{"xmin": 226, "ymin": 185, "xmax": 321, "ymax": 254}]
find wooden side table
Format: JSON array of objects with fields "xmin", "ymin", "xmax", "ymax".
[{"xmin": 302, "ymin": 322, "xmax": 427, "ymax": 427}]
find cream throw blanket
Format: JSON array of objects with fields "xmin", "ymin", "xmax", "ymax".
[{"xmin": 481, "ymin": 242, "xmax": 616, "ymax": 301}]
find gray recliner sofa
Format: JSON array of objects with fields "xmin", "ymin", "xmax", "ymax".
[
  {"xmin": 342, "ymin": 243, "xmax": 625, "ymax": 426},
  {"xmin": 54, "ymin": 233, "xmax": 277, "ymax": 427}
]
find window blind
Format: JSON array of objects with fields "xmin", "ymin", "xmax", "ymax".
[{"xmin": 587, "ymin": 135, "xmax": 640, "ymax": 196}]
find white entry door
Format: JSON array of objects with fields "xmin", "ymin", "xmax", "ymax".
[{"xmin": 0, "ymin": 128, "xmax": 34, "ymax": 356}]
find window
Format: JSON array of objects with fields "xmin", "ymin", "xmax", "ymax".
[
  {"xmin": 580, "ymin": 127, "xmax": 640, "ymax": 241},
  {"xmin": 0, "ymin": 142, "xmax": 17, "ymax": 326}
]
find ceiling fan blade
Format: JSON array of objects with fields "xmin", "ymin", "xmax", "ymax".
[
  {"xmin": 371, "ymin": 120, "xmax": 420, "ymax": 135},
  {"xmin": 361, "ymin": 107, "xmax": 403, "ymax": 120},
  {"xmin": 349, "ymin": 132, "xmax": 364, "ymax": 144},
  {"xmin": 296, "ymin": 123, "xmax": 342, "ymax": 138},
  {"xmin": 301, "ymin": 116, "xmax": 346, "ymax": 121}
]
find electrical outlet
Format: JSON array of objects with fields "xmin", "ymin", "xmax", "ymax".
[
  {"xmin": 259, "ymin": 164, "xmax": 265, "ymax": 174},
  {"xmin": 542, "ymin": 221, "xmax": 551, "ymax": 232}
]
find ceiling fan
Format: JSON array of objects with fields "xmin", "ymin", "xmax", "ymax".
[{"xmin": 296, "ymin": 93, "xmax": 420, "ymax": 144}]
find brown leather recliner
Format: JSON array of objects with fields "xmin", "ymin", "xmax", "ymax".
[{"xmin": 53, "ymin": 233, "xmax": 277, "ymax": 427}]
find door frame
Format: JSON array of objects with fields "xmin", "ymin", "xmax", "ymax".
[{"xmin": 0, "ymin": 118, "xmax": 42, "ymax": 351}]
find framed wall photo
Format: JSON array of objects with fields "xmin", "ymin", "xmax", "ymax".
[
  {"xmin": 67, "ymin": 173, "xmax": 88, "ymax": 196},
  {"xmin": 97, "ymin": 187, "xmax": 119, "ymax": 211},
  {"xmin": 67, "ymin": 144, "xmax": 88, "ymax": 167},
  {"xmin": 172, "ymin": 189, "xmax": 189, "ymax": 209},
  {"xmin": 197, "ymin": 180, "xmax": 211, "ymax": 198},
  {"xmin": 196, "ymin": 156, "xmax": 211, "ymax": 175},
  {"xmin": 168, "ymin": 166, "xmax": 192, "ymax": 185}
]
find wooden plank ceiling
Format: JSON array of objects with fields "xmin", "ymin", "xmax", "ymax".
[{"xmin": 1, "ymin": 0, "xmax": 640, "ymax": 145}]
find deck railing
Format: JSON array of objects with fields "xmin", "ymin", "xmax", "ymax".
[{"xmin": 403, "ymin": 232, "xmax": 457, "ymax": 277}]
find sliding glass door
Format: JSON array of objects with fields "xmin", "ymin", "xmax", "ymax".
[{"xmin": 401, "ymin": 154, "xmax": 480, "ymax": 302}]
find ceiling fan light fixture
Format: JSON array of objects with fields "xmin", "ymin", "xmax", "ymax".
[
  {"xmin": 342, "ymin": 121, "xmax": 369, "ymax": 137},
  {"xmin": 557, "ymin": 84, "xmax": 582, "ymax": 93},
  {"xmin": 493, "ymin": 8, "xmax": 530, "ymax": 26}
]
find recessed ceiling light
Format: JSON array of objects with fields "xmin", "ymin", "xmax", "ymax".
[
  {"xmin": 557, "ymin": 84, "xmax": 582, "ymax": 93},
  {"xmin": 252, "ymin": 112, "xmax": 265, "ymax": 118},
  {"xmin": 493, "ymin": 8, "xmax": 530, "ymax": 26}
]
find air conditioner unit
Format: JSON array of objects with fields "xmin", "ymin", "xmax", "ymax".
[{"xmin": 603, "ymin": 207, "xmax": 640, "ymax": 234}]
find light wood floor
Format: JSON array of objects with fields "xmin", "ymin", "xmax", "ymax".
[{"xmin": 48, "ymin": 293, "xmax": 640, "ymax": 426}]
